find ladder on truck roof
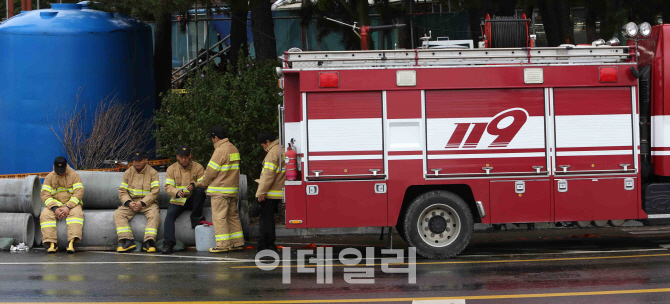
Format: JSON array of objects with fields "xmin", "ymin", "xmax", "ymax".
[{"xmin": 282, "ymin": 46, "xmax": 631, "ymax": 70}]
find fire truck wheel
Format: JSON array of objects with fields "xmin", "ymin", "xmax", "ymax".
[
  {"xmin": 395, "ymin": 222, "xmax": 408, "ymax": 243},
  {"xmin": 403, "ymin": 190, "xmax": 474, "ymax": 259}
]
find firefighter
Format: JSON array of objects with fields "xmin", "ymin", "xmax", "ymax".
[
  {"xmin": 162, "ymin": 146, "xmax": 206, "ymax": 254},
  {"xmin": 195, "ymin": 126, "xmax": 245, "ymax": 253},
  {"xmin": 252, "ymin": 132, "xmax": 286, "ymax": 253},
  {"xmin": 114, "ymin": 149, "xmax": 161, "ymax": 253},
  {"xmin": 40, "ymin": 156, "xmax": 84, "ymax": 254}
]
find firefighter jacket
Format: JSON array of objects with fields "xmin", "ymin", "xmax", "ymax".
[
  {"xmin": 41, "ymin": 166, "xmax": 84, "ymax": 210},
  {"xmin": 164, "ymin": 161, "xmax": 205, "ymax": 205},
  {"xmin": 256, "ymin": 140, "xmax": 286, "ymax": 199},
  {"xmin": 195, "ymin": 138, "xmax": 240, "ymax": 197},
  {"xmin": 118, "ymin": 165, "xmax": 160, "ymax": 206}
]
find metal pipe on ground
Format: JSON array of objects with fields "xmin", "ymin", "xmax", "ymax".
[
  {"xmin": 35, "ymin": 200, "xmax": 250, "ymax": 249},
  {"xmin": 76, "ymin": 172, "xmax": 247, "ymax": 209},
  {"xmin": 0, "ymin": 175, "xmax": 41, "ymax": 216},
  {"xmin": 0, "ymin": 213, "xmax": 35, "ymax": 247}
]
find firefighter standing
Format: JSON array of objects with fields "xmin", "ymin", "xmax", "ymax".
[
  {"xmin": 195, "ymin": 126, "xmax": 245, "ymax": 253},
  {"xmin": 40, "ymin": 156, "xmax": 85, "ymax": 254},
  {"xmin": 253, "ymin": 132, "xmax": 286, "ymax": 253},
  {"xmin": 114, "ymin": 149, "xmax": 161, "ymax": 253},
  {"xmin": 162, "ymin": 146, "xmax": 207, "ymax": 254}
]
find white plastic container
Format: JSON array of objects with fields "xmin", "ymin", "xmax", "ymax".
[{"xmin": 195, "ymin": 224, "xmax": 216, "ymax": 252}]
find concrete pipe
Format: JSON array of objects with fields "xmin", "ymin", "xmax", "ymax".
[
  {"xmin": 0, "ymin": 213, "xmax": 35, "ymax": 247},
  {"xmin": 43, "ymin": 201, "xmax": 249, "ymax": 249},
  {"xmin": 43, "ymin": 208, "xmax": 212, "ymax": 249},
  {"xmin": 575, "ymin": 221, "xmax": 592, "ymax": 228},
  {"xmin": 34, "ymin": 217, "xmax": 42, "ymax": 246},
  {"xmin": 0, "ymin": 175, "xmax": 42, "ymax": 216},
  {"xmin": 609, "ymin": 220, "xmax": 626, "ymax": 227},
  {"xmin": 593, "ymin": 220, "xmax": 609, "ymax": 227},
  {"xmin": 76, "ymin": 171, "xmax": 125, "ymax": 210},
  {"xmin": 76, "ymin": 171, "xmax": 247, "ymax": 209}
]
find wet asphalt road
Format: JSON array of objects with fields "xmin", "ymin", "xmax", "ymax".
[{"xmin": 3, "ymin": 225, "xmax": 670, "ymax": 303}]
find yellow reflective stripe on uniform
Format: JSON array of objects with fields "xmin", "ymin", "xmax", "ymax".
[
  {"xmin": 170, "ymin": 198, "xmax": 187, "ymax": 203},
  {"xmin": 215, "ymin": 234, "xmax": 230, "ymax": 241},
  {"xmin": 150, "ymin": 181, "xmax": 160, "ymax": 188},
  {"xmin": 68, "ymin": 197, "xmax": 81, "ymax": 205},
  {"xmin": 219, "ymin": 164, "xmax": 239, "ymax": 171},
  {"xmin": 165, "ymin": 179, "xmax": 176, "ymax": 186},
  {"xmin": 41, "ymin": 185, "xmax": 53, "ymax": 192},
  {"xmin": 41, "ymin": 221, "xmax": 57, "ymax": 228},
  {"xmin": 267, "ymin": 190, "xmax": 283, "ymax": 198},
  {"xmin": 116, "ymin": 226, "xmax": 132, "ymax": 234},
  {"xmin": 208, "ymin": 161, "xmax": 222, "ymax": 171},
  {"xmin": 207, "ymin": 187, "xmax": 239, "ymax": 194},
  {"xmin": 55, "ymin": 187, "xmax": 74, "ymax": 194},
  {"xmin": 229, "ymin": 153, "xmax": 241, "ymax": 161},
  {"xmin": 120, "ymin": 183, "xmax": 129, "ymax": 190},
  {"xmin": 127, "ymin": 188, "xmax": 150, "ymax": 196},
  {"xmin": 263, "ymin": 162, "xmax": 278, "ymax": 171},
  {"xmin": 66, "ymin": 218, "xmax": 84, "ymax": 225},
  {"xmin": 72, "ymin": 183, "xmax": 84, "ymax": 190},
  {"xmin": 229, "ymin": 231, "xmax": 244, "ymax": 239},
  {"xmin": 208, "ymin": 162, "xmax": 239, "ymax": 172},
  {"xmin": 197, "ymin": 176, "xmax": 204, "ymax": 183},
  {"xmin": 44, "ymin": 198, "xmax": 62, "ymax": 207},
  {"xmin": 145, "ymin": 228, "xmax": 157, "ymax": 235}
]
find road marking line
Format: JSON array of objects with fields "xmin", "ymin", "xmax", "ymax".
[
  {"xmin": 89, "ymin": 251, "xmax": 254, "ymax": 262},
  {"xmin": 233, "ymin": 252, "xmax": 670, "ymax": 269},
  {"xmin": 278, "ymin": 242, "xmax": 391, "ymax": 247},
  {"xmin": 459, "ymin": 248, "xmax": 666, "ymax": 258},
  {"xmin": 0, "ymin": 261, "xmax": 250, "ymax": 265},
  {"xmin": 626, "ymin": 231, "xmax": 670, "ymax": 235},
  {"xmin": 414, "ymin": 300, "xmax": 466, "ymax": 304},
  {"xmin": 24, "ymin": 287, "xmax": 670, "ymax": 303}
]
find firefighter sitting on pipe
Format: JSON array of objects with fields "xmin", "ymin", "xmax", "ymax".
[
  {"xmin": 40, "ymin": 156, "xmax": 84, "ymax": 254},
  {"xmin": 114, "ymin": 149, "xmax": 161, "ymax": 253},
  {"xmin": 161, "ymin": 146, "xmax": 207, "ymax": 254},
  {"xmin": 195, "ymin": 126, "xmax": 245, "ymax": 253}
]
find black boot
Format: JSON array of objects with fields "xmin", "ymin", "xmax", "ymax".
[
  {"xmin": 143, "ymin": 239, "xmax": 156, "ymax": 253},
  {"xmin": 117, "ymin": 239, "xmax": 136, "ymax": 253},
  {"xmin": 162, "ymin": 241, "xmax": 175, "ymax": 254}
]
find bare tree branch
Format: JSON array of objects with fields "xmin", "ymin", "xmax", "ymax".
[{"xmin": 49, "ymin": 93, "xmax": 155, "ymax": 170}]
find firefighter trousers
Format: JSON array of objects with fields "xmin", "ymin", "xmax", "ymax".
[
  {"xmin": 164, "ymin": 187, "xmax": 207, "ymax": 243},
  {"xmin": 39, "ymin": 205, "xmax": 84, "ymax": 244},
  {"xmin": 113, "ymin": 203, "xmax": 160, "ymax": 242},
  {"xmin": 257, "ymin": 198, "xmax": 279, "ymax": 252},
  {"xmin": 211, "ymin": 196, "xmax": 244, "ymax": 249}
]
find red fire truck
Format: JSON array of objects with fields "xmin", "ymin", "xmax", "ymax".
[{"xmin": 276, "ymin": 20, "xmax": 669, "ymax": 259}]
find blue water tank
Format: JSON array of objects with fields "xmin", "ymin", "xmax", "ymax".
[
  {"xmin": 115, "ymin": 13, "xmax": 156, "ymax": 110},
  {"xmin": 0, "ymin": 4, "xmax": 155, "ymax": 174}
]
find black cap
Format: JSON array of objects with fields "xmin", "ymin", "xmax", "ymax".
[
  {"xmin": 176, "ymin": 146, "xmax": 191, "ymax": 156},
  {"xmin": 210, "ymin": 126, "xmax": 227, "ymax": 140},
  {"xmin": 131, "ymin": 149, "xmax": 148, "ymax": 161},
  {"xmin": 257, "ymin": 131, "xmax": 276, "ymax": 144},
  {"xmin": 54, "ymin": 156, "xmax": 67, "ymax": 174}
]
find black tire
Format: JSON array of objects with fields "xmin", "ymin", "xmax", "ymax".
[
  {"xmin": 402, "ymin": 190, "xmax": 474, "ymax": 259},
  {"xmin": 395, "ymin": 221, "xmax": 408, "ymax": 243}
]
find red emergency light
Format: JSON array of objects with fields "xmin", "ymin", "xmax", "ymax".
[
  {"xmin": 599, "ymin": 67, "xmax": 618, "ymax": 83},
  {"xmin": 319, "ymin": 72, "xmax": 339, "ymax": 88}
]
